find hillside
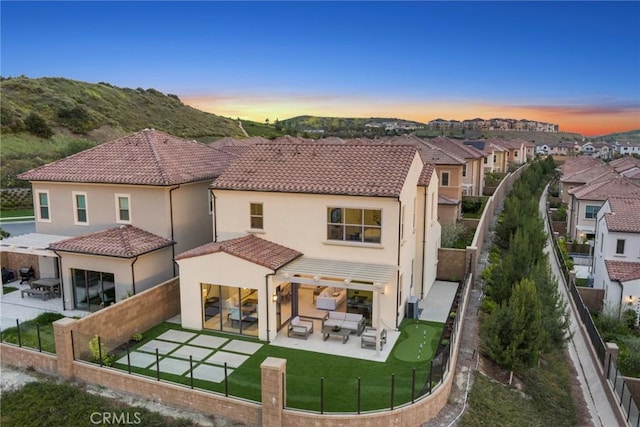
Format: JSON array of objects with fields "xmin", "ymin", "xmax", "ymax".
[
  {"xmin": 279, "ymin": 115, "xmax": 424, "ymax": 137},
  {"xmin": 414, "ymin": 128, "xmax": 584, "ymax": 144},
  {"xmin": 0, "ymin": 76, "xmax": 246, "ymax": 141},
  {"xmin": 594, "ymin": 129, "xmax": 640, "ymax": 143}
]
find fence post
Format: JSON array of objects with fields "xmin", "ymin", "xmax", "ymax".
[
  {"xmin": 390, "ymin": 374, "xmax": 395, "ymax": 410},
  {"xmin": 16, "ymin": 319, "xmax": 21, "ymax": 347},
  {"xmin": 36, "ymin": 323, "xmax": 42, "ymax": 352},
  {"xmin": 126, "ymin": 342, "xmax": 131, "ymax": 374},
  {"xmin": 189, "ymin": 356, "xmax": 194, "ymax": 389},
  {"xmin": 98, "ymin": 336, "xmax": 103, "ymax": 367},
  {"xmin": 224, "ymin": 362, "xmax": 229, "ymax": 397},
  {"xmin": 411, "ymin": 368, "xmax": 416, "ymax": 403},
  {"xmin": 260, "ymin": 357, "xmax": 286, "ymax": 426},
  {"xmin": 357, "ymin": 377, "xmax": 361, "ymax": 414},
  {"xmin": 321, "ymin": 377, "xmax": 324, "ymax": 414},
  {"xmin": 53, "ymin": 317, "xmax": 78, "ymax": 380},
  {"xmin": 155, "ymin": 349, "xmax": 160, "ymax": 381},
  {"xmin": 429, "ymin": 360, "xmax": 433, "ymax": 394}
]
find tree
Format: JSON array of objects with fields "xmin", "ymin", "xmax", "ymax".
[
  {"xmin": 481, "ymin": 278, "xmax": 544, "ymax": 375},
  {"xmin": 25, "ymin": 112, "xmax": 54, "ymax": 138},
  {"xmin": 530, "ymin": 262, "xmax": 570, "ymax": 351}
]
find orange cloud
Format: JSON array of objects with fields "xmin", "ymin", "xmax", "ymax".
[{"xmin": 180, "ymin": 92, "xmax": 639, "ymax": 136}]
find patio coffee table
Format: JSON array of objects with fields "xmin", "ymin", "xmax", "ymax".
[{"xmin": 321, "ymin": 326, "xmax": 350, "ymax": 344}]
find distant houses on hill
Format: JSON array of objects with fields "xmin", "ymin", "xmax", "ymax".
[{"xmin": 427, "ymin": 117, "xmax": 559, "ymax": 133}]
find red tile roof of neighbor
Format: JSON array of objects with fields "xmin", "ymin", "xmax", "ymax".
[
  {"xmin": 605, "ymin": 260, "xmax": 640, "ymax": 282},
  {"xmin": 561, "ymin": 164, "xmax": 615, "ymax": 184},
  {"xmin": 418, "ymin": 163, "xmax": 436, "ymax": 187},
  {"xmin": 18, "ymin": 129, "xmax": 237, "ymax": 186},
  {"xmin": 421, "ymin": 136, "xmax": 484, "ymax": 160},
  {"xmin": 175, "ymin": 234, "xmax": 302, "ymax": 270},
  {"xmin": 212, "ymin": 143, "xmax": 419, "ymax": 197},
  {"xmin": 571, "ymin": 175, "xmax": 640, "ymax": 200},
  {"xmin": 604, "ymin": 197, "xmax": 640, "ymax": 233},
  {"xmin": 560, "ymin": 156, "xmax": 604, "ymax": 177},
  {"xmin": 49, "ymin": 225, "xmax": 174, "ymax": 258}
]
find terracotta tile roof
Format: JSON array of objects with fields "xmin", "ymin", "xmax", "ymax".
[
  {"xmin": 175, "ymin": 234, "xmax": 302, "ymax": 270},
  {"xmin": 49, "ymin": 225, "xmax": 174, "ymax": 258},
  {"xmin": 561, "ymin": 164, "xmax": 613, "ymax": 184},
  {"xmin": 426, "ymin": 137, "xmax": 484, "ymax": 160},
  {"xmin": 571, "ymin": 176, "xmax": 640, "ymax": 200},
  {"xmin": 212, "ymin": 143, "xmax": 418, "ymax": 197},
  {"xmin": 604, "ymin": 197, "xmax": 640, "ymax": 233},
  {"xmin": 610, "ymin": 157, "xmax": 640, "ymax": 173},
  {"xmin": 418, "ymin": 163, "xmax": 435, "ymax": 186},
  {"xmin": 560, "ymin": 156, "xmax": 604, "ymax": 177},
  {"xmin": 18, "ymin": 129, "xmax": 236, "ymax": 185},
  {"xmin": 605, "ymin": 260, "xmax": 640, "ymax": 282}
]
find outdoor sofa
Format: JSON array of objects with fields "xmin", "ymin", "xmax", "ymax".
[{"xmin": 322, "ymin": 311, "xmax": 365, "ymax": 335}]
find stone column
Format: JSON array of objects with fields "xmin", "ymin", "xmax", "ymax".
[
  {"xmin": 53, "ymin": 317, "xmax": 78, "ymax": 380},
  {"xmin": 261, "ymin": 357, "xmax": 286, "ymax": 427},
  {"xmin": 604, "ymin": 342, "xmax": 619, "ymax": 376}
]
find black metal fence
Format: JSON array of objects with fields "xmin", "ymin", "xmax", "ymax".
[
  {"xmin": 607, "ymin": 357, "xmax": 640, "ymax": 427},
  {"xmin": 0, "ymin": 318, "xmax": 54, "ymax": 354}
]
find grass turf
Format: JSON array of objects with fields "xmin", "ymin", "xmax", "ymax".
[
  {"xmin": 109, "ymin": 320, "xmax": 444, "ymax": 413},
  {"xmin": 1, "ymin": 312, "xmax": 65, "ymax": 353}
]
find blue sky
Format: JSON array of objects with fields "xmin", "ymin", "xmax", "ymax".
[{"xmin": 2, "ymin": 1, "xmax": 639, "ymax": 135}]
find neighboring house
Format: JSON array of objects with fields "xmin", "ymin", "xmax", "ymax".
[
  {"xmin": 613, "ymin": 141, "xmax": 640, "ymax": 157},
  {"xmin": 462, "ymin": 140, "xmax": 508, "ymax": 173},
  {"xmin": 492, "ymin": 139, "xmax": 526, "ymax": 166},
  {"xmin": 426, "ymin": 136, "xmax": 486, "ymax": 197},
  {"xmin": 547, "ymin": 141, "xmax": 579, "ymax": 157},
  {"xmin": 592, "ymin": 197, "xmax": 640, "ymax": 323},
  {"xmin": 567, "ymin": 175, "xmax": 640, "ymax": 242},
  {"xmin": 609, "ymin": 156, "xmax": 640, "ymax": 175},
  {"xmin": 579, "ymin": 142, "xmax": 612, "ymax": 159},
  {"xmin": 176, "ymin": 144, "xmax": 441, "ymax": 345},
  {"xmin": 524, "ymin": 140, "xmax": 536, "ymax": 161},
  {"xmin": 10, "ymin": 129, "xmax": 237, "ymax": 311},
  {"xmin": 559, "ymin": 161, "xmax": 612, "ymax": 205}
]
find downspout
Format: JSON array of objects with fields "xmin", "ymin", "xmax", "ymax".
[
  {"xmin": 421, "ymin": 186, "xmax": 428, "ymax": 299},
  {"xmin": 211, "ymin": 189, "xmax": 218, "ymax": 242},
  {"xmin": 130, "ymin": 256, "xmax": 139, "ymax": 295},
  {"xmin": 396, "ymin": 198, "xmax": 402, "ymax": 329},
  {"xmin": 265, "ymin": 272, "xmax": 275, "ymax": 342},
  {"xmin": 51, "ymin": 249, "xmax": 65, "ymax": 310},
  {"xmin": 169, "ymin": 185, "xmax": 180, "ymax": 276}
]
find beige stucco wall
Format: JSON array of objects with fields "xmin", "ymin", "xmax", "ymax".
[
  {"xmin": 414, "ymin": 176, "xmax": 441, "ymax": 300},
  {"xmin": 212, "ymin": 192, "xmax": 400, "ymax": 265},
  {"xmin": 463, "ymin": 158, "xmax": 484, "ymax": 197},
  {"xmin": 31, "ymin": 181, "xmax": 212, "ymax": 255},
  {"xmin": 57, "ymin": 248, "xmax": 174, "ymax": 309},
  {"xmin": 177, "ymin": 251, "xmax": 273, "ymax": 340}
]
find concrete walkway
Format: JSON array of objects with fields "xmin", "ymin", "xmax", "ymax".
[{"xmin": 539, "ymin": 185, "xmax": 620, "ymax": 427}]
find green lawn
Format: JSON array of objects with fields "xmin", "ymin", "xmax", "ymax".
[
  {"xmin": 2, "ymin": 286, "xmax": 18, "ymax": 295},
  {"xmin": 110, "ymin": 319, "xmax": 444, "ymax": 412},
  {"xmin": 0, "ymin": 209, "xmax": 34, "ymax": 220},
  {"xmin": 1, "ymin": 312, "xmax": 66, "ymax": 353},
  {"xmin": 0, "ymin": 380, "xmax": 191, "ymax": 427}
]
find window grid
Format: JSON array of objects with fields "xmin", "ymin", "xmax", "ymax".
[
  {"xmin": 327, "ymin": 207, "xmax": 381, "ymax": 244},
  {"xmin": 37, "ymin": 191, "xmax": 50, "ymax": 221},
  {"xmin": 73, "ymin": 192, "xmax": 88, "ymax": 224},
  {"xmin": 250, "ymin": 203, "xmax": 263, "ymax": 229},
  {"xmin": 116, "ymin": 195, "xmax": 130, "ymax": 223},
  {"xmin": 585, "ymin": 205, "xmax": 599, "ymax": 219},
  {"xmin": 616, "ymin": 239, "xmax": 625, "ymax": 255}
]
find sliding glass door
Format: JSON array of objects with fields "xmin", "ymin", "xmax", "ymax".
[{"xmin": 72, "ymin": 269, "xmax": 115, "ymax": 311}]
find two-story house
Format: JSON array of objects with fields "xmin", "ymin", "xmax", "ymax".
[
  {"xmin": 592, "ymin": 197, "xmax": 640, "ymax": 323},
  {"xmin": 12, "ymin": 129, "xmax": 236, "ymax": 311},
  {"xmin": 567, "ymin": 175, "xmax": 640, "ymax": 242},
  {"xmin": 426, "ymin": 137, "xmax": 486, "ymax": 197},
  {"xmin": 176, "ymin": 144, "xmax": 441, "ymax": 345}
]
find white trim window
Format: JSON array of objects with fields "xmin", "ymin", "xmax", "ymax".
[
  {"xmin": 327, "ymin": 207, "xmax": 381, "ymax": 244},
  {"xmin": 36, "ymin": 190, "xmax": 51, "ymax": 222},
  {"xmin": 585, "ymin": 205, "xmax": 599, "ymax": 219},
  {"xmin": 115, "ymin": 194, "xmax": 131, "ymax": 223},
  {"xmin": 250, "ymin": 202, "xmax": 263, "ymax": 230},
  {"xmin": 72, "ymin": 191, "xmax": 88, "ymax": 225},
  {"xmin": 441, "ymin": 172, "xmax": 450, "ymax": 187}
]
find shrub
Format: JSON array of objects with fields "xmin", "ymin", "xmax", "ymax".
[
  {"xmin": 132, "ymin": 332, "xmax": 143, "ymax": 342},
  {"xmin": 25, "ymin": 112, "xmax": 53, "ymax": 138},
  {"xmin": 622, "ymin": 309, "xmax": 638, "ymax": 330},
  {"xmin": 88, "ymin": 335, "xmax": 114, "ymax": 366}
]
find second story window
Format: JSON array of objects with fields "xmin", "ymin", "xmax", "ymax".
[
  {"xmin": 250, "ymin": 203, "xmax": 263, "ymax": 229},
  {"xmin": 441, "ymin": 172, "xmax": 450, "ymax": 187},
  {"xmin": 462, "ymin": 164, "xmax": 467, "ymax": 177},
  {"xmin": 616, "ymin": 239, "xmax": 625, "ymax": 255},
  {"xmin": 73, "ymin": 192, "xmax": 88, "ymax": 225},
  {"xmin": 327, "ymin": 207, "xmax": 381, "ymax": 244},
  {"xmin": 585, "ymin": 205, "xmax": 599, "ymax": 219},
  {"xmin": 116, "ymin": 194, "xmax": 130, "ymax": 223},
  {"xmin": 36, "ymin": 191, "xmax": 50, "ymax": 221}
]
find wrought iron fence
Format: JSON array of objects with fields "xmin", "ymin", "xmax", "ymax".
[
  {"xmin": 607, "ymin": 357, "xmax": 640, "ymax": 427},
  {"xmin": 0, "ymin": 318, "xmax": 55, "ymax": 354}
]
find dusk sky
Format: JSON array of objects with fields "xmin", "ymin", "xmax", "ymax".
[{"xmin": 2, "ymin": 1, "xmax": 639, "ymax": 136}]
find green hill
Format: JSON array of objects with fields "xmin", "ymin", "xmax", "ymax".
[
  {"xmin": 0, "ymin": 76, "xmax": 247, "ymax": 141},
  {"xmin": 594, "ymin": 129, "xmax": 640, "ymax": 143},
  {"xmin": 278, "ymin": 115, "xmax": 424, "ymax": 137}
]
